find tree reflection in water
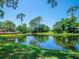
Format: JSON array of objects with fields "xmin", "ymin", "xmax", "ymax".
[
  {"xmin": 29, "ymin": 35, "xmax": 49, "ymax": 47},
  {"xmin": 54, "ymin": 36, "xmax": 79, "ymax": 51},
  {"xmin": 17, "ymin": 35, "xmax": 26, "ymax": 43},
  {"xmin": 0, "ymin": 35, "xmax": 27, "ymax": 44},
  {"xmin": 1, "ymin": 35, "xmax": 79, "ymax": 51}
]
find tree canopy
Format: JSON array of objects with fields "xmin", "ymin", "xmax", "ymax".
[
  {"xmin": 67, "ymin": 6, "xmax": 79, "ymax": 16},
  {"xmin": 29, "ymin": 16, "xmax": 42, "ymax": 31},
  {"xmin": 0, "ymin": 0, "xmax": 19, "ymax": 18},
  {"xmin": 16, "ymin": 24, "xmax": 27, "ymax": 33},
  {"xmin": 53, "ymin": 16, "xmax": 77, "ymax": 33},
  {"xmin": 47, "ymin": 0, "xmax": 57, "ymax": 7},
  {"xmin": 0, "ymin": 0, "xmax": 19, "ymax": 9},
  {"xmin": 2, "ymin": 20, "xmax": 16, "ymax": 32},
  {"xmin": 16, "ymin": 13, "xmax": 26, "ymax": 25}
]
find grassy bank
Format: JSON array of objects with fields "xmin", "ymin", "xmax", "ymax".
[
  {"xmin": 31, "ymin": 32, "xmax": 79, "ymax": 36},
  {"xmin": 0, "ymin": 33, "xmax": 32, "ymax": 37},
  {"xmin": 0, "ymin": 43, "xmax": 79, "ymax": 59},
  {"xmin": 0, "ymin": 32, "xmax": 79, "ymax": 37}
]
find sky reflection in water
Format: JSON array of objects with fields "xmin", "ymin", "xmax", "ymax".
[{"xmin": 1, "ymin": 35, "xmax": 79, "ymax": 51}]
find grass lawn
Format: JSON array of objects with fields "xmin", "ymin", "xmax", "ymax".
[
  {"xmin": 0, "ymin": 43, "xmax": 79, "ymax": 59},
  {"xmin": 31, "ymin": 32, "xmax": 79, "ymax": 36},
  {"xmin": 0, "ymin": 32, "xmax": 79, "ymax": 38},
  {"xmin": 0, "ymin": 34, "xmax": 26, "ymax": 37},
  {"xmin": 0, "ymin": 33, "xmax": 32, "ymax": 37}
]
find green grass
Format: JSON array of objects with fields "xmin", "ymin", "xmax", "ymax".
[
  {"xmin": 0, "ymin": 32, "xmax": 79, "ymax": 37},
  {"xmin": 0, "ymin": 32, "xmax": 79, "ymax": 38},
  {"xmin": 31, "ymin": 32, "xmax": 79, "ymax": 36},
  {"xmin": 0, "ymin": 43, "xmax": 79, "ymax": 59},
  {"xmin": 0, "ymin": 34, "xmax": 27, "ymax": 37}
]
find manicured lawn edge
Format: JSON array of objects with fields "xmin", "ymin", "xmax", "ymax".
[{"xmin": 0, "ymin": 32, "xmax": 79, "ymax": 37}]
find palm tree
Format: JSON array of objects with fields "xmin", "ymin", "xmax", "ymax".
[
  {"xmin": 16, "ymin": 13, "xmax": 25, "ymax": 25},
  {"xmin": 67, "ymin": 6, "xmax": 79, "ymax": 16}
]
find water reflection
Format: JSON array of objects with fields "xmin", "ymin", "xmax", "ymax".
[
  {"xmin": 54, "ymin": 36, "xmax": 79, "ymax": 51},
  {"xmin": 17, "ymin": 35, "xmax": 26, "ymax": 43},
  {"xmin": 34, "ymin": 35, "xmax": 49, "ymax": 42},
  {"xmin": 30, "ymin": 35, "xmax": 49, "ymax": 47},
  {"xmin": 0, "ymin": 35, "xmax": 79, "ymax": 51},
  {"xmin": 24, "ymin": 35, "xmax": 64, "ymax": 50}
]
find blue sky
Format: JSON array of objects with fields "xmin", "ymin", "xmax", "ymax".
[{"xmin": 1, "ymin": 0, "xmax": 79, "ymax": 28}]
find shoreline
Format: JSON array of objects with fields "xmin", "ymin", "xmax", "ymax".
[{"xmin": 0, "ymin": 32, "xmax": 79, "ymax": 37}]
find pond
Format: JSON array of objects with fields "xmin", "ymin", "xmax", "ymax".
[{"xmin": 1, "ymin": 35, "xmax": 79, "ymax": 52}]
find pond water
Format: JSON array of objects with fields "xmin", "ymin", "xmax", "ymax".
[{"xmin": 0, "ymin": 35, "xmax": 79, "ymax": 51}]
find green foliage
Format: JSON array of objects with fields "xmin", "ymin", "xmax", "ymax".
[
  {"xmin": 53, "ymin": 21, "xmax": 63, "ymax": 33},
  {"xmin": 47, "ymin": 0, "xmax": 57, "ymax": 7},
  {"xmin": 67, "ymin": 6, "xmax": 79, "ymax": 16},
  {"xmin": 0, "ymin": 9, "xmax": 4, "ymax": 18},
  {"xmin": 16, "ymin": 13, "xmax": 26, "ymax": 25},
  {"xmin": 29, "ymin": 16, "xmax": 42, "ymax": 31},
  {"xmin": 39, "ymin": 24, "xmax": 49, "ymax": 32},
  {"xmin": 0, "ymin": 0, "xmax": 19, "ymax": 9},
  {"xmin": 33, "ymin": 24, "xmax": 49, "ymax": 33},
  {"xmin": 0, "ymin": 21, "xmax": 3, "ymax": 28},
  {"xmin": 26, "ymin": 27, "xmax": 32, "ymax": 33},
  {"xmin": 16, "ymin": 24, "xmax": 27, "ymax": 33},
  {"xmin": 0, "ymin": 0, "xmax": 19, "ymax": 18},
  {"xmin": 2, "ymin": 20, "xmax": 16, "ymax": 32},
  {"xmin": 29, "ymin": 16, "xmax": 49, "ymax": 33},
  {"xmin": 53, "ymin": 16, "xmax": 77, "ymax": 33}
]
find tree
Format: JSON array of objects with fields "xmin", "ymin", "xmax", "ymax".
[
  {"xmin": 0, "ymin": 21, "xmax": 3, "ymax": 29},
  {"xmin": 0, "ymin": 0, "xmax": 56, "ymax": 8},
  {"xmin": 29, "ymin": 16, "xmax": 42, "ymax": 32},
  {"xmin": 0, "ymin": 0, "xmax": 57, "ymax": 8},
  {"xmin": 47, "ymin": 0, "xmax": 57, "ymax": 7},
  {"xmin": 33, "ymin": 24, "xmax": 49, "ymax": 33},
  {"xmin": 26, "ymin": 27, "xmax": 32, "ymax": 33},
  {"xmin": 0, "ymin": 0, "xmax": 57, "ymax": 18},
  {"xmin": 0, "ymin": 0, "xmax": 19, "ymax": 9},
  {"xmin": 53, "ymin": 16, "xmax": 77, "ymax": 33},
  {"xmin": 0, "ymin": 0, "xmax": 19, "ymax": 18},
  {"xmin": 16, "ymin": 24, "xmax": 27, "ymax": 33},
  {"xmin": 39, "ymin": 24, "xmax": 49, "ymax": 32},
  {"xmin": 2, "ymin": 20, "xmax": 16, "ymax": 32},
  {"xmin": 67, "ymin": 6, "xmax": 79, "ymax": 16},
  {"xmin": 16, "ymin": 13, "xmax": 25, "ymax": 25},
  {"xmin": 53, "ymin": 21, "xmax": 63, "ymax": 33}
]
